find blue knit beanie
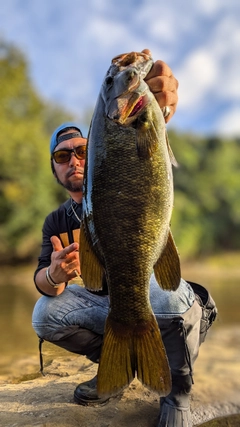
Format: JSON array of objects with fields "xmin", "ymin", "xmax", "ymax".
[{"xmin": 50, "ymin": 122, "xmax": 83, "ymax": 154}]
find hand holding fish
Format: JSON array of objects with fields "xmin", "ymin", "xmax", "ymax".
[{"xmin": 142, "ymin": 49, "xmax": 179, "ymax": 123}]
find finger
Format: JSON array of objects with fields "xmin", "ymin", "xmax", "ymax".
[
  {"xmin": 61, "ymin": 242, "xmax": 79, "ymax": 258},
  {"xmin": 145, "ymin": 60, "xmax": 173, "ymax": 80},
  {"xmin": 50, "ymin": 236, "xmax": 64, "ymax": 252},
  {"xmin": 146, "ymin": 75, "xmax": 179, "ymax": 94},
  {"xmin": 154, "ymin": 91, "xmax": 178, "ymax": 123},
  {"xmin": 141, "ymin": 48, "xmax": 152, "ymax": 57},
  {"xmin": 51, "ymin": 235, "xmax": 79, "ymax": 257},
  {"xmin": 165, "ymin": 110, "xmax": 175, "ymax": 124},
  {"xmin": 71, "ymin": 268, "xmax": 81, "ymax": 279},
  {"xmin": 154, "ymin": 90, "xmax": 178, "ymax": 110}
]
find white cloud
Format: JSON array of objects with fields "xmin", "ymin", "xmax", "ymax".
[
  {"xmin": 196, "ymin": 0, "xmax": 240, "ymax": 15},
  {"xmin": 177, "ymin": 49, "xmax": 218, "ymax": 110},
  {"xmin": 196, "ymin": 0, "xmax": 225, "ymax": 15},
  {"xmin": 210, "ymin": 17, "xmax": 240, "ymax": 100},
  {"xmin": 0, "ymin": 0, "xmax": 239, "ymax": 135},
  {"xmin": 215, "ymin": 106, "xmax": 240, "ymax": 137}
]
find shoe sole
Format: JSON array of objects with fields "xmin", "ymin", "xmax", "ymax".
[{"xmin": 73, "ymin": 392, "xmax": 111, "ymax": 406}]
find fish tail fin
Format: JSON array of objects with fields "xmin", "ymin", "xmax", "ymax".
[
  {"xmin": 97, "ymin": 317, "xmax": 135, "ymax": 398},
  {"xmin": 134, "ymin": 315, "xmax": 171, "ymax": 394},
  {"xmin": 97, "ymin": 315, "xmax": 171, "ymax": 398}
]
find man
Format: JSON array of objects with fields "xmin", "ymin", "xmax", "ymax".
[{"xmin": 32, "ymin": 51, "xmax": 217, "ymax": 427}]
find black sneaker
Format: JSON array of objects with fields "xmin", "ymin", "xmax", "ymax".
[{"xmin": 74, "ymin": 375, "xmax": 119, "ymax": 406}]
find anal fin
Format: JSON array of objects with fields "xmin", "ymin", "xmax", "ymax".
[
  {"xmin": 80, "ymin": 224, "xmax": 104, "ymax": 291},
  {"xmin": 154, "ymin": 230, "xmax": 181, "ymax": 291}
]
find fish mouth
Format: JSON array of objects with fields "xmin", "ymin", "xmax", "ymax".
[
  {"xmin": 123, "ymin": 93, "xmax": 149, "ymax": 124},
  {"xmin": 128, "ymin": 95, "xmax": 147, "ymax": 118},
  {"xmin": 108, "ymin": 93, "xmax": 149, "ymax": 125}
]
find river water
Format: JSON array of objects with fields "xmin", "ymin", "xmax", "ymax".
[{"xmin": 0, "ymin": 260, "xmax": 239, "ymax": 380}]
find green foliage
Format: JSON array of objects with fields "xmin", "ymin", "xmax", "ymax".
[
  {"xmin": 0, "ymin": 38, "xmax": 240, "ymax": 263},
  {"xmin": 169, "ymin": 131, "xmax": 240, "ymax": 259},
  {"xmin": 0, "ymin": 39, "xmax": 74, "ymax": 263}
]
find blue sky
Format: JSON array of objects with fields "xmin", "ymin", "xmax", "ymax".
[{"xmin": 0, "ymin": 0, "xmax": 239, "ymax": 137}]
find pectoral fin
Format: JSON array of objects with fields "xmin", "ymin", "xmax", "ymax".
[
  {"xmin": 153, "ymin": 230, "xmax": 181, "ymax": 291},
  {"xmin": 135, "ymin": 123, "xmax": 158, "ymax": 158},
  {"xmin": 165, "ymin": 131, "xmax": 178, "ymax": 167},
  {"xmin": 80, "ymin": 223, "xmax": 104, "ymax": 291}
]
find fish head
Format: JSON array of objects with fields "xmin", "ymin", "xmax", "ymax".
[
  {"xmin": 111, "ymin": 51, "xmax": 153, "ymax": 75},
  {"xmin": 101, "ymin": 51, "xmax": 154, "ymax": 126}
]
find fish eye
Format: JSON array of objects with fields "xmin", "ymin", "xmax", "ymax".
[{"xmin": 105, "ymin": 76, "xmax": 113, "ymax": 86}]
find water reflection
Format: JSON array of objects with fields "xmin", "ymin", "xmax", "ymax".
[
  {"xmin": 1, "ymin": 283, "xmax": 37, "ymax": 356},
  {"xmin": 0, "ymin": 264, "xmax": 239, "ymax": 378}
]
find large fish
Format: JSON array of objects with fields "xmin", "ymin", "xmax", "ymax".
[{"xmin": 80, "ymin": 51, "xmax": 181, "ymax": 398}]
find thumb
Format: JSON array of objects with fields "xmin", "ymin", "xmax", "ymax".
[
  {"xmin": 50, "ymin": 235, "xmax": 64, "ymax": 252},
  {"xmin": 142, "ymin": 48, "xmax": 152, "ymax": 57}
]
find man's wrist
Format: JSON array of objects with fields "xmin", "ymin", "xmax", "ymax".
[{"xmin": 46, "ymin": 267, "xmax": 61, "ymax": 288}]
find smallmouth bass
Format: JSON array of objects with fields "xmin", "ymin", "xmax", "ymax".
[{"xmin": 80, "ymin": 51, "xmax": 181, "ymax": 397}]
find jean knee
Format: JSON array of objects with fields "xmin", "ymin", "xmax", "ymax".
[
  {"xmin": 32, "ymin": 296, "xmax": 53, "ymax": 323},
  {"xmin": 32, "ymin": 296, "xmax": 61, "ymax": 338}
]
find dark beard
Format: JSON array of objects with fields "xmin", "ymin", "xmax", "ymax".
[{"xmin": 56, "ymin": 176, "xmax": 83, "ymax": 192}]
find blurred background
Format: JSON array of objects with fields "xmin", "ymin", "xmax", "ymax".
[{"xmin": 0, "ymin": 0, "xmax": 239, "ymax": 383}]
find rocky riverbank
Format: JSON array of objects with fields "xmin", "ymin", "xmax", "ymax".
[{"xmin": 0, "ymin": 325, "xmax": 239, "ymax": 427}]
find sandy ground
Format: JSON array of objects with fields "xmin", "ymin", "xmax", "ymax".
[{"xmin": 0, "ymin": 325, "xmax": 240, "ymax": 427}]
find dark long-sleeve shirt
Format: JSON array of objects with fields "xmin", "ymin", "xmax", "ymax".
[{"xmin": 34, "ymin": 199, "xmax": 81, "ymax": 291}]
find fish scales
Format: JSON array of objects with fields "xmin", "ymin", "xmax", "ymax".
[
  {"xmin": 80, "ymin": 51, "xmax": 181, "ymax": 397},
  {"xmin": 89, "ymin": 120, "xmax": 171, "ymax": 321}
]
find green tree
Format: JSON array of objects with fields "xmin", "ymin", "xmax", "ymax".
[
  {"xmin": 1, "ymin": 38, "xmax": 240, "ymax": 263},
  {"xmin": 169, "ymin": 131, "xmax": 240, "ymax": 259},
  {"xmin": 0, "ymin": 39, "xmax": 74, "ymax": 263}
]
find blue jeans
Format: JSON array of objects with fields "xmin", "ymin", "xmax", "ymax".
[{"xmin": 32, "ymin": 276, "xmax": 195, "ymax": 339}]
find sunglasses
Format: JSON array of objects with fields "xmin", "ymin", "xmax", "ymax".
[{"xmin": 52, "ymin": 145, "xmax": 87, "ymax": 164}]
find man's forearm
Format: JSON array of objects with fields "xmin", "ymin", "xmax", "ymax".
[{"xmin": 35, "ymin": 267, "xmax": 66, "ymax": 296}]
